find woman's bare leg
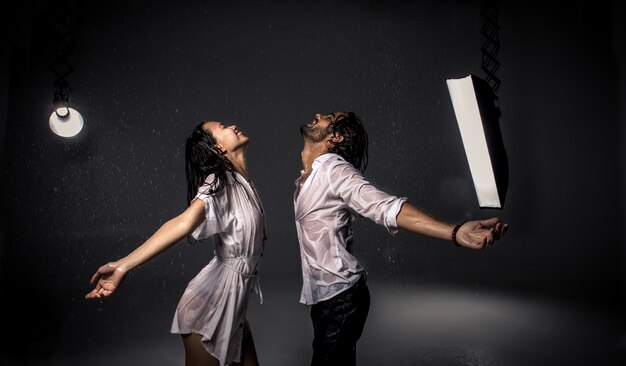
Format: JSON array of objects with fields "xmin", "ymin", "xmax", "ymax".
[
  {"xmin": 181, "ymin": 334, "xmax": 220, "ymax": 366},
  {"xmin": 231, "ymin": 329, "xmax": 260, "ymax": 366}
]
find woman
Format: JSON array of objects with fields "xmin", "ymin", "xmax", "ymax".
[{"xmin": 86, "ymin": 121, "xmax": 266, "ymax": 366}]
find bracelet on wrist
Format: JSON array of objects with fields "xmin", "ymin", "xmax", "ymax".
[{"xmin": 452, "ymin": 223, "xmax": 465, "ymax": 246}]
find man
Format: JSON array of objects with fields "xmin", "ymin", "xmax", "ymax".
[{"xmin": 294, "ymin": 111, "xmax": 508, "ymax": 366}]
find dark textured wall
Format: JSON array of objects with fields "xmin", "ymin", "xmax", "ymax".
[{"xmin": 1, "ymin": 0, "xmax": 624, "ymax": 364}]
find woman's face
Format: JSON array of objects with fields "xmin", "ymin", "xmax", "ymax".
[{"xmin": 202, "ymin": 121, "xmax": 249, "ymax": 153}]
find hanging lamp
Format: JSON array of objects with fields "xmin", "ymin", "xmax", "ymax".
[
  {"xmin": 446, "ymin": 0, "xmax": 508, "ymax": 209},
  {"xmin": 48, "ymin": 1, "xmax": 84, "ymax": 138}
]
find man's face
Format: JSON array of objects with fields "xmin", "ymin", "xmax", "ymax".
[{"xmin": 300, "ymin": 112, "xmax": 347, "ymax": 143}]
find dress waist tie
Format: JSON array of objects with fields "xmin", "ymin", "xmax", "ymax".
[{"xmin": 216, "ymin": 255, "xmax": 263, "ymax": 304}]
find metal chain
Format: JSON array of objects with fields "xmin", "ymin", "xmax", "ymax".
[
  {"xmin": 480, "ymin": 1, "xmax": 501, "ymax": 96},
  {"xmin": 48, "ymin": 3, "xmax": 75, "ymax": 106}
]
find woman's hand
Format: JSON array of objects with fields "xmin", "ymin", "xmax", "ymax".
[{"xmin": 85, "ymin": 262, "xmax": 128, "ymax": 299}]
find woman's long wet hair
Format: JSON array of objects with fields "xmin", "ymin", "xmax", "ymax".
[
  {"xmin": 328, "ymin": 112, "xmax": 369, "ymax": 173},
  {"xmin": 185, "ymin": 122, "xmax": 234, "ymax": 205}
]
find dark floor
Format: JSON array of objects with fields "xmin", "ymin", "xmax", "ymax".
[{"xmin": 3, "ymin": 281, "xmax": 624, "ymax": 366}]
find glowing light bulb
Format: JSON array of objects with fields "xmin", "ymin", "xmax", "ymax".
[{"xmin": 49, "ymin": 107, "xmax": 84, "ymax": 137}]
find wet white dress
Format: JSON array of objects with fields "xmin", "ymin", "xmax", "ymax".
[{"xmin": 170, "ymin": 172, "xmax": 265, "ymax": 366}]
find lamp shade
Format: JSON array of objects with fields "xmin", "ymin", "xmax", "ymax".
[
  {"xmin": 447, "ymin": 74, "xmax": 508, "ymax": 209},
  {"xmin": 49, "ymin": 107, "xmax": 84, "ymax": 137}
]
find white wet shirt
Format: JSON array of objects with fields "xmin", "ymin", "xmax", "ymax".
[
  {"xmin": 171, "ymin": 171, "xmax": 265, "ymax": 366},
  {"xmin": 294, "ymin": 153, "xmax": 406, "ymax": 305}
]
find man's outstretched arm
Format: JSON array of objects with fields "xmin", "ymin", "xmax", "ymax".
[{"xmin": 396, "ymin": 202, "xmax": 508, "ymax": 250}]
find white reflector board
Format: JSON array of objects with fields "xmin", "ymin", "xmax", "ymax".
[{"xmin": 447, "ymin": 74, "xmax": 503, "ymax": 208}]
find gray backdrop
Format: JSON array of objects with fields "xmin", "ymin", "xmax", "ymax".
[{"xmin": 1, "ymin": 0, "xmax": 624, "ymax": 365}]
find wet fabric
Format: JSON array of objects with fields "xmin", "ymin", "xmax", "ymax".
[
  {"xmin": 170, "ymin": 171, "xmax": 265, "ymax": 366},
  {"xmin": 294, "ymin": 153, "xmax": 406, "ymax": 305},
  {"xmin": 310, "ymin": 275, "xmax": 370, "ymax": 366}
]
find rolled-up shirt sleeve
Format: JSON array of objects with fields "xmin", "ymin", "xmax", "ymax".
[
  {"xmin": 328, "ymin": 160, "xmax": 407, "ymax": 235},
  {"xmin": 190, "ymin": 174, "xmax": 228, "ymax": 240}
]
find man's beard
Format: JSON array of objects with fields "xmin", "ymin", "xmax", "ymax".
[{"xmin": 300, "ymin": 124, "xmax": 329, "ymax": 143}]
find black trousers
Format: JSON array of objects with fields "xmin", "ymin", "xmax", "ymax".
[{"xmin": 310, "ymin": 276, "xmax": 371, "ymax": 366}]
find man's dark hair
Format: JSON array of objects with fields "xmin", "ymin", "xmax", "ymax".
[
  {"xmin": 185, "ymin": 122, "xmax": 234, "ymax": 205},
  {"xmin": 328, "ymin": 112, "xmax": 369, "ymax": 173}
]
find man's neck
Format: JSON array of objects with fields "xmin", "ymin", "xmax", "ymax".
[{"xmin": 300, "ymin": 142, "xmax": 329, "ymax": 172}]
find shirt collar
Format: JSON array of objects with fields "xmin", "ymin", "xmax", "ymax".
[
  {"xmin": 299, "ymin": 153, "xmax": 337, "ymax": 175},
  {"xmin": 312, "ymin": 152, "xmax": 335, "ymax": 170}
]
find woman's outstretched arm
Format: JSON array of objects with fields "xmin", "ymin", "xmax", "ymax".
[{"xmin": 85, "ymin": 199, "xmax": 206, "ymax": 299}]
